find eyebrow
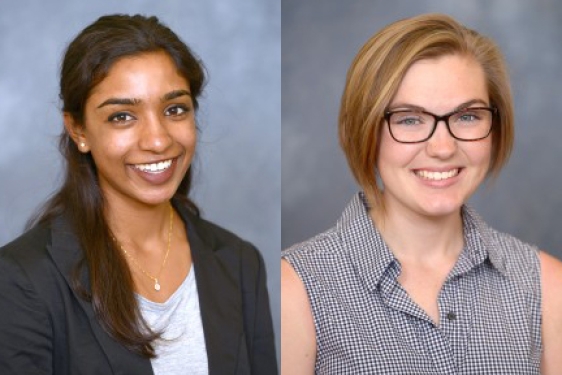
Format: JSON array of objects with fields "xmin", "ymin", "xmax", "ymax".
[
  {"xmin": 163, "ymin": 89, "xmax": 191, "ymax": 101},
  {"xmin": 388, "ymin": 99, "xmax": 489, "ymax": 112},
  {"xmin": 96, "ymin": 89, "xmax": 192, "ymax": 109},
  {"xmin": 97, "ymin": 98, "xmax": 141, "ymax": 108}
]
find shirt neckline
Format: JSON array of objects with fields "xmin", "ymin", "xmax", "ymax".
[
  {"xmin": 338, "ymin": 192, "xmax": 506, "ymax": 293},
  {"xmin": 136, "ymin": 264, "xmax": 194, "ymax": 309}
]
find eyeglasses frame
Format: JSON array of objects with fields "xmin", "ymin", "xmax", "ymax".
[{"xmin": 383, "ymin": 106, "xmax": 498, "ymax": 144}]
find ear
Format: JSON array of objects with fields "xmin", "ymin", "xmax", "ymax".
[{"xmin": 63, "ymin": 112, "xmax": 90, "ymax": 153}]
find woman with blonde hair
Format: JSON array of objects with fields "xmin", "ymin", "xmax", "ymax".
[{"xmin": 282, "ymin": 13, "xmax": 562, "ymax": 374}]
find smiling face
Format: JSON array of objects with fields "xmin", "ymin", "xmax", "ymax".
[
  {"xmin": 66, "ymin": 51, "xmax": 196, "ymax": 209},
  {"xmin": 377, "ymin": 54, "xmax": 492, "ymax": 219}
]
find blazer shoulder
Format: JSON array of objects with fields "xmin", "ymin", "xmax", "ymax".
[
  {"xmin": 183, "ymin": 212, "xmax": 266, "ymax": 288},
  {"xmin": 188, "ymin": 211, "xmax": 258, "ymax": 254},
  {"xmin": 0, "ymin": 224, "xmax": 61, "ymax": 304},
  {"xmin": 0, "ymin": 225, "xmax": 55, "ymax": 375},
  {"xmin": 0, "ymin": 224, "xmax": 52, "ymax": 265}
]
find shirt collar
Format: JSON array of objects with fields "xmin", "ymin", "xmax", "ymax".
[
  {"xmin": 337, "ymin": 192, "xmax": 508, "ymax": 293},
  {"xmin": 337, "ymin": 192, "xmax": 396, "ymax": 293},
  {"xmin": 460, "ymin": 205, "xmax": 508, "ymax": 276}
]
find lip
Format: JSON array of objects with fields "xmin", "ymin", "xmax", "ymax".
[
  {"xmin": 412, "ymin": 166, "xmax": 463, "ymax": 188},
  {"xmin": 129, "ymin": 157, "xmax": 179, "ymax": 185}
]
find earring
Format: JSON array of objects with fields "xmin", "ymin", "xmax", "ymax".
[{"xmin": 79, "ymin": 142, "xmax": 85, "ymax": 148}]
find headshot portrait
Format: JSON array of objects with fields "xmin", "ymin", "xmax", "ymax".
[
  {"xmin": 0, "ymin": 1, "xmax": 280, "ymax": 374},
  {"xmin": 282, "ymin": 1, "xmax": 562, "ymax": 374},
  {"xmin": 282, "ymin": 0, "xmax": 562, "ymax": 256}
]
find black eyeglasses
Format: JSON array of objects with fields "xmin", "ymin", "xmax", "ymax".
[{"xmin": 384, "ymin": 107, "xmax": 497, "ymax": 144}]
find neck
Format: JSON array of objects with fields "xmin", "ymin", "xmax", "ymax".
[
  {"xmin": 105, "ymin": 197, "xmax": 173, "ymax": 253},
  {"xmin": 370, "ymin": 198, "xmax": 464, "ymax": 265}
]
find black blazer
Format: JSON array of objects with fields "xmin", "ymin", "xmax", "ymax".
[{"xmin": 0, "ymin": 201, "xmax": 277, "ymax": 374}]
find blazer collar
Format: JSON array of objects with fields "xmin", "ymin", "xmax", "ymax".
[
  {"xmin": 48, "ymin": 202, "xmax": 243, "ymax": 375},
  {"xmin": 173, "ymin": 200, "xmax": 244, "ymax": 375},
  {"xmin": 48, "ymin": 215, "xmax": 153, "ymax": 375}
]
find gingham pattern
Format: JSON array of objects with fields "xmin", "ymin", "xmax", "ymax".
[{"xmin": 282, "ymin": 193, "xmax": 541, "ymax": 374}]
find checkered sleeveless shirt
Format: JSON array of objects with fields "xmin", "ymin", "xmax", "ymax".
[{"xmin": 282, "ymin": 193, "xmax": 541, "ymax": 374}]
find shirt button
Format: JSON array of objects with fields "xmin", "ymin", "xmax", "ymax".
[{"xmin": 446, "ymin": 312, "xmax": 457, "ymax": 321}]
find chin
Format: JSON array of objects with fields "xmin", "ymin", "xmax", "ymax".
[
  {"xmin": 134, "ymin": 189, "xmax": 178, "ymax": 207},
  {"xmin": 417, "ymin": 198, "xmax": 464, "ymax": 218}
]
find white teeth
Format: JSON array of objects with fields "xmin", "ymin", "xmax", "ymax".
[
  {"xmin": 134, "ymin": 159, "xmax": 173, "ymax": 173},
  {"xmin": 416, "ymin": 169, "xmax": 459, "ymax": 181}
]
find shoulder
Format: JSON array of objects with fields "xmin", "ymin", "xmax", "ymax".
[
  {"xmin": 282, "ymin": 192, "xmax": 374, "ymax": 266},
  {"xmin": 180, "ymin": 207, "xmax": 265, "ymax": 277},
  {"xmin": 539, "ymin": 250, "xmax": 562, "ymax": 285},
  {"xmin": 1, "ymin": 217, "xmax": 85, "ymax": 319},
  {"xmin": 488, "ymin": 227, "xmax": 537, "ymax": 254},
  {"xmin": 469, "ymin": 210, "xmax": 541, "ymax": 282},
  {"xmin": 540, "ymin": 251, "xmax": 562, "ymax": 313},
  {"xmin": 0, "ymin": 228, "xmax": 55, "ymax": 374},
  {"xmin": 282, "ymin": 225, "xmax": 342, "ymax": 261},
  {"xmin": 468, "ymin": 205, "xmax": 539, "ymax": 259},
  {"xmin": 281, "ymin": 224, "xmax": 347, "ymax": 294},
  {"xmin": 192, "ymin": 214, "xmax": 254, "ymax": 251},
  {"xmin": 487, "ymin": 228, "xmax": 540, "ymax": 267},
  {"xmin": 191, "ymin": 213, "xmax": 260, "ymax": 260},
  {"xmin": 0, "ymin": 225, "xmax": 54, "ymax": 317},
  {"xmin": 539, "ymin": 251, "xmax": 562, "ymax": 373},
  {"xmin": 177, "ymin": 200, "xmax": 256, "ymax": 253},
  {"xmin": 465, "ymin": 206, "xmax": 535, "ymax": 252},
  {"xmin": 540, "ymin": 251, "xmax": 562, "ymax": 304},
  {"xmin": 282, "ymin": 194, "xmax": 372, "ymax": 263},
  {"xmin": 281, "ymin": 259, "xmax": 316, "ymax": 374},
  {"xmin": 281, "ymin": 260, "xmax": 312, "ymax": 316},
  {"xmin": 0, "ymin": 223, "xmax": 68, "ymax": 308},
  {"xmin": 0, "ymin": 223, "xmax": 52, "ymax": 271}
]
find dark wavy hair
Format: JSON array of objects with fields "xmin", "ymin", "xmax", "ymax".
[{"xmin": 30, "ymin": 14, "xmax": 206, "ymax": 358}]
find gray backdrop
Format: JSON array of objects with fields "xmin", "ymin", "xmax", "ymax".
[
  {"xmin": 282, "ymin": 0, "xmax": 562, "ymax": 262},
  {"xmin": 0, "ymin": 0, "xmax": 280, "ymax": 363}
]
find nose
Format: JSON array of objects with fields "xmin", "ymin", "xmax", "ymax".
[
  {"xmin": 138, "ymin": 114, "xmax": 173, "ymax": 153},
  {"xmin": 426, "ymin": 120, "xmax": 457, "ymax": 158}
]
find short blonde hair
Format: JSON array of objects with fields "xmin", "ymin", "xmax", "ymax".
[{"xmin": 339, "ymin": 13, "xmax": 514, "ymax": 208}]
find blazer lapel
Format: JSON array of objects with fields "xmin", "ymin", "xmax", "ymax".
[
  {"xmin": 175, "ymin": 203, "xmax": 245, "ymax": 375},
  {"xmin": 48, "ymin": 216, "xmax": 154, "ymax": 375}
]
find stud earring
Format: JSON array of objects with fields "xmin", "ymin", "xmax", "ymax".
[{"xmin": 79, "ymin": 142, "xmax": 85, "ymax": 148}]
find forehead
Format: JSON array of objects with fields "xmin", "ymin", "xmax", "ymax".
[
  {"xmin": 88, "ymin": 51, "xmax": 189, "ymax": 100},
  {"xmin": 391, "ymin": 54, "xmax": 488, "ymax": 112}
]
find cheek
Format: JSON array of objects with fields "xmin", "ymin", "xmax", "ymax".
[
  {"xmin": 466, "ymin": 139, "xmax": 493, "ymax": 169},
  {"xmin": 88, "ymin": 130, "xmax": 135, "ymax": 163},
  {"xmin": 174, "ymin": 123, "xmax": 197, "ymax": 150},
  {"xmin": 377, "ymin": 130, "xmax": 420, "ymax": 171},
  {"xmin": 188, "ymin": 129, "xmax": 197, "ymax": 148}
]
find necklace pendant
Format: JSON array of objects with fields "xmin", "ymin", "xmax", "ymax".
[{"xmin": 154, "ymin": 280, "xmax": 161, "ymax": 291}]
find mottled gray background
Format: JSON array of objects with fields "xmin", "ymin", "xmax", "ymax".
[
  {"xmin": 0, "ymin": 0, "xmax": 280, "ymax": 362},
  {"xmin": 282, "ymin": 0, "xmax": 562, "ymax": 262}
]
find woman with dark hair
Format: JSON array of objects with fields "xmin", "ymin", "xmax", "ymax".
[{"xmin": 0, "ymin": 14, "xmax": 276, "ymax": 375}]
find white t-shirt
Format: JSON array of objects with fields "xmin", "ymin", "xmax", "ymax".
[{"xmin": 138, "ymin": 265, "xmax": 208, "ymax": 375}]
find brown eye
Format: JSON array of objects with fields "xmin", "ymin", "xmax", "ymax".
[
  {"xmin": 165, "ymin": 104, "xmax": 190, "ymax": 117},
  {"xmin": 108, "ymin": 112, "xmax": 134, "ymax": 123}
]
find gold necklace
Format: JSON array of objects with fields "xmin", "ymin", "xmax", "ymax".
[{"xmin": 115, "ymin": 205, "xmax": 174, "ymax": 292}]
